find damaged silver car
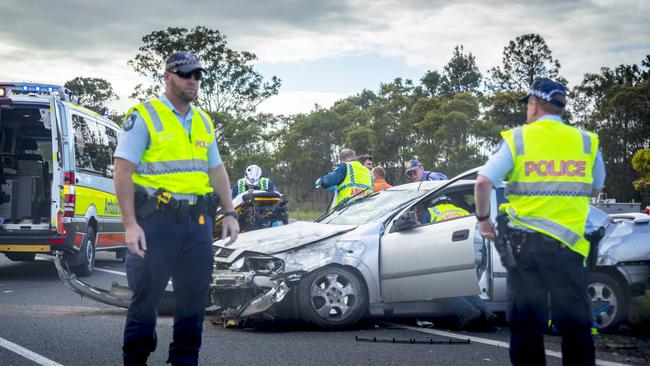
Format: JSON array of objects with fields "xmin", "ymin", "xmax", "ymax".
[{"xmin": 209, "ymin": 173, "xmax": 485, "ymax": 329}]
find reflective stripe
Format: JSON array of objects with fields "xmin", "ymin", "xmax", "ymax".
[
  {"xmin": 260, "ymin": 178, "xmax": 269, "ymax": 191},
  {"xmin": 142, "ymin": 101, "xmax": 163, "ymax": 132},
  {"xmin": 138, "ymin": 186, "xmax": 199, "ymax": 204},
  {"xmin": 513, "ymin": 127, "xmax": 525, "ymax": 156},
  {"xmin": 505, "ymin": 181, "xmax": 592, "ymax": 197},
  {"xmin": 137, "ymin": 159, "xmax": 209, "ymax": 176},
  {"xmin": 580, "ymin": 129, "xmax": 591, "ymax": 154},
  {"xmin": 238, "ymin": 179, "xmax": 246, "ymax": 195},
  {"xmin": 507, "ymin": 207, "xmax": 581, "ymax": 246},
  {"xmin": 337, "ymin": 182, "xmax": 373, "ymax": 193},
  {"xmin": 195, "ymin": 108, "xmax": 212, "ymax": 134}
]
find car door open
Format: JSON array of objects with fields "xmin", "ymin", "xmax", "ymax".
[{"xmin": 380, "ymin": 213, "xmax": 480, "ymax": 303}]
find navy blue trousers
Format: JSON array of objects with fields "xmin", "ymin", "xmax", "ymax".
[
  {"xmin": 507, "ymin": 235, "xmax": 595, "ymax": 366},
  {"xmin": 123, "ymin": 210, "xmax": 213, "ymax": 366}
]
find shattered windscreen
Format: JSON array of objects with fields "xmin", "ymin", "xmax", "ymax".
[{"xmin": 317, "ymin": 189, "xmax": 426, "ymax": 225}]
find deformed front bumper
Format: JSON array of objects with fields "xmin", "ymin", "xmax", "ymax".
[{"xmin": 211, "ymin": 270, "xmax": 300, "ymax": 319}]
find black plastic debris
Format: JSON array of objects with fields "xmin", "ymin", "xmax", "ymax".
[{"xmin": 355, "ymin": 336, "xmax": 470, "ymax": 345}]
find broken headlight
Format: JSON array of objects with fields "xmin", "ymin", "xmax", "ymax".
[{"xmin": 245, "ymin": 256, "xmax": 284, "ymax": 275}]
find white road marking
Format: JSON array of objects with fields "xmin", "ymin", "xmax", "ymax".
[
  {"xmin": 94, "ymin": 267, "xmax": 173, "ymax": 287},
  {"xmin": 0, "ymin": 336, "xmax": 64, "ymax": 366},
  {"xmin": 94, "ymin": 267, "xmax": 127, "ymax": 277},
  {"xmin": 390, "ymin": 323, "xmax": 631, "ymax": 366}
]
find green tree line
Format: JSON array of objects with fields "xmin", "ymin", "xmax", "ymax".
[{"xmin": 66, "ymin": 27, "xmax": 650, "ymax": 211}]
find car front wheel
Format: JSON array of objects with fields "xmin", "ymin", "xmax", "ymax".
[
  {"xmin": 588, "ymin": 271, "xmax": 628, "ymax": 332},
  {"xmin": 297, "ymin": 265, "xmax": 368, "ymax": 329}
]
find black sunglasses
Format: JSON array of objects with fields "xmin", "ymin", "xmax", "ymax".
[{"xmin": 171, "ymin": 70, "xmax": 203, "ymax": 81}]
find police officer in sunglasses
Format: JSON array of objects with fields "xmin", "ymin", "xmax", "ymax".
[{"xmin": 115, "ymin": 52, "xmax": 240, "ymax": 366}]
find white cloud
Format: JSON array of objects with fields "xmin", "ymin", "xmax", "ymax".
[
  {"xmin": 257, "ymin": 91, "xmax": 347, "ymax": 115},
  {"xmin": 0, "ymin": 0, "xmax": 648, "ymax": 115}
]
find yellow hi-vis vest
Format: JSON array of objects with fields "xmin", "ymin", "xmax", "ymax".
[
  {"xmin": 236, "ymin": 177, "xmax": 269, "ymax": 195},
  {"xmin": 335, "ymin": 161, "xmax": 373, "ymax": 207},
  {"xmin": 427, "ymin": 204, "xmax": 469, "ymax": 223},
  {"xmin": 499, "ymin": 120, "xmax": 598, "ymax": 258},
  {"xmin": 128, "ymin": 100, "xmax": 215, "ymax": 195}
]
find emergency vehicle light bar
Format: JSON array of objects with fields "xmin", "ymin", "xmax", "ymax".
[{"xmin": 0, "ymin": 82, "xmax": 69, "ymax": 100}]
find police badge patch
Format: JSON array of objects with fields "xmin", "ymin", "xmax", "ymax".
[{"xmin": 123, "ymin": 114, "xmax": 136, "ymax": 131}]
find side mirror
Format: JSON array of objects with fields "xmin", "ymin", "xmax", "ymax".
[{"xmin": 393, "ymin": 211, "xmax": 418, "ymax": 232}]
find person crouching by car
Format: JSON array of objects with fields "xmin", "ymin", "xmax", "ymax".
[{"xmin": 404, "ymin": 157, "xmax": 447, "ymax": 182}]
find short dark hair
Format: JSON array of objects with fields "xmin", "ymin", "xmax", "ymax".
[
  {"xmin": 533, "ymin": 95, "xmax": 565, "ymax": 116},
  {"xmin": 358, "ymin": 154, "xmax": 373, "ymax": 164},
  {"xmin": 340, "ymin": 148, "xmax": 356, "ymax": 161}
]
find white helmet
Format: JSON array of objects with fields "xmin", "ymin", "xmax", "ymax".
[{"xmin": 244, "ymin": 164, "xmax": 262, "ymax": 186}]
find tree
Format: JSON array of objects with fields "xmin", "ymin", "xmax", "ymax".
[
  {"xmin": 632, "ymin": 148, "xmax": 650, "ymax": 206},
  {"xmin": 440, "ymin": 45, "xmax": 482, "ymax": 98},
  {"xmin": 486, "ymin": 33, "xmax": 565, "ymax": 92},
  {"xmin": 420, "ymin": 70, "xmax": 444, "ymax": 97},
  {"xmin": 64, "ymin": 77, "xmax": 118, "ymax": 113},
  {"xmin": 128, "ymin": 26, "xmax": 281, "ymax": 116},
  {"xmin": 573, "ymin": 55, "xmax": 650, "ymax": 202}
]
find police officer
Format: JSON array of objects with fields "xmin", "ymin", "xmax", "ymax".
[
  {"xmin": 231, "ymin": 164, "xmax": 276, "ymax": 198},
  {"xmin": 315, "ymin": 148, "xmax": 373, "ymax": 208},
  {"xmin": 114, "ymin": 52, "xmax": 240, "ymax": 366},
  {"xmin": 474, "ymin": 78, "xmax": 606, "ymax": 366},
  {"xmin": 404, "ymin": 157, "xmax": 448, "ymax": 182}
]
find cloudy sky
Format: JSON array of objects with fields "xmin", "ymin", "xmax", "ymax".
[{"xmin": 1, "ymin": 0, "xmax": 648, "ymax": 115}]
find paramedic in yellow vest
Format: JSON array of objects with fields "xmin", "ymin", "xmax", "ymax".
[
  {"xmin": 315, "ymin": 148, "xmax": 373, "ymax": 208},
  {"xmin": 474, "ymin": 78, "xmax": 605, "ymax": 366},
  {"xmin": 231, "ymin": 164, "xmax": 276, "ymax": 198},
  {"xmin": 114, "ymin": 52, "xmax": 240, "ymax": 366},
  {"xmin": 421, "ymin": 198, "xmax": 470, "ymax": 224}
]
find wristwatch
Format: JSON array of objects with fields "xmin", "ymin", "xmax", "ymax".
[
  {"xmin": 223, "ymin": 211, "xmax": 239, "ymax": 219},
  {"xmin": 476, "ymin": 213, "xmax": 490, "ymax": 222}
]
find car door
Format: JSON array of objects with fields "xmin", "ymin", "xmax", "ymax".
[
  {"xmin": 49, "ymin": 96, "xmax": 66, "ymax": 230},
  {"xmin": 379, "ymin": 188, "xmax": 480, "ymax": 303}
]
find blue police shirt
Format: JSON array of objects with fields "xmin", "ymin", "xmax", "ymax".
[
  {"xmin": 114, "ymin": 94, "xmax": 222, "ymax": 167},
  {"xmin": 479, "ymin": 115, "xmax": 606, "ymax": 189},
  {"xmin": 320, "ymin": 163, "xmax": 348, "ymax": 189},
  {"xmin": 423, "ymin": 171, "xmax": 448, "ymax": 180}
]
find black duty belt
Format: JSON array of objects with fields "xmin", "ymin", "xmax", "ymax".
[
  {"xmin": 509, "ymin": 230, "xmax": 567, "ymax": 250},
  {"xmin": 134, "ymin": 187, "xmax": 218, "ymax": 223}
]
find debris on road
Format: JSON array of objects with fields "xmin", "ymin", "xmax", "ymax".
[{"xmin": 355, "ymin": 335, "xmax": 470, "ymax": 345}]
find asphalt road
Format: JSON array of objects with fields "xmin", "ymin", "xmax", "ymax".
[{"xmin": 0, "ymin": 253, "xmax": 641, "ymax": 366}]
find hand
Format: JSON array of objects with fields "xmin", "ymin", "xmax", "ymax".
[
  {"xmin": 314, "ymin": 178, "xmax": 322, "ymax": 189},
  {"xmin": 125, "ymin": 222, "xmax": 147, "ymax": 258},
  {"xmin": 478, "ymin": 219, "xmax": 497, "ymax": 242},
  {"xmin": 221, "ymin": 215, "xmax": 240, "ymax": 246}
]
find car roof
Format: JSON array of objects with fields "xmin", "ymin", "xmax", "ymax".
[{"xmin": 385, "ymin": 179, "xmax": 476, "ymax": 192}]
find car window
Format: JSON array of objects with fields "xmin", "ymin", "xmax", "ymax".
[
  {"xmin": 317, "ymin": 189, "xmax": 425, "ymax": 225},
  {"xmin": 410, "ymin": 187, "xmax": 476, "ymax": 226}
]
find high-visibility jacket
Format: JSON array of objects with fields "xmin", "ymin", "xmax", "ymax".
[
  {"xmin": 335, "ymin": 161, "xmax": 373, "ymax": 207},
  {"xmin": 499, "ymin": 120, "xmax": 598, "ymax": 258},
  {"xmin": 128, "ymin": 100, "xmax": 214, "ymax": 195},
  {"xmin": 427, "ymin": 203, "xmax": 469, "ymax": 223},
  {"xmin": 236, "ymin": 177, "xmax": 270, "ymax": 195}
]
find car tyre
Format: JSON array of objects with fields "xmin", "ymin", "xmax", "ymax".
[
  {"xmin": 297, "ymin": 265, "xmax": 368, "ymax": 329},
  {"xmin": 588, "ymin": 271, "xmax": 628, "ymax": 332},
  {"xmin": 72, "ymin": 227, "xmax": 96, "ymax": 277},
  {"xmin": 5, "ymin": 252, "xmax": 36, "ymax": 262}
]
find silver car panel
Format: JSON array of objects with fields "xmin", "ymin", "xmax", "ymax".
[{"xmin": 381, "ymin": 215, "xmax": 480, "ymax": 303}]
